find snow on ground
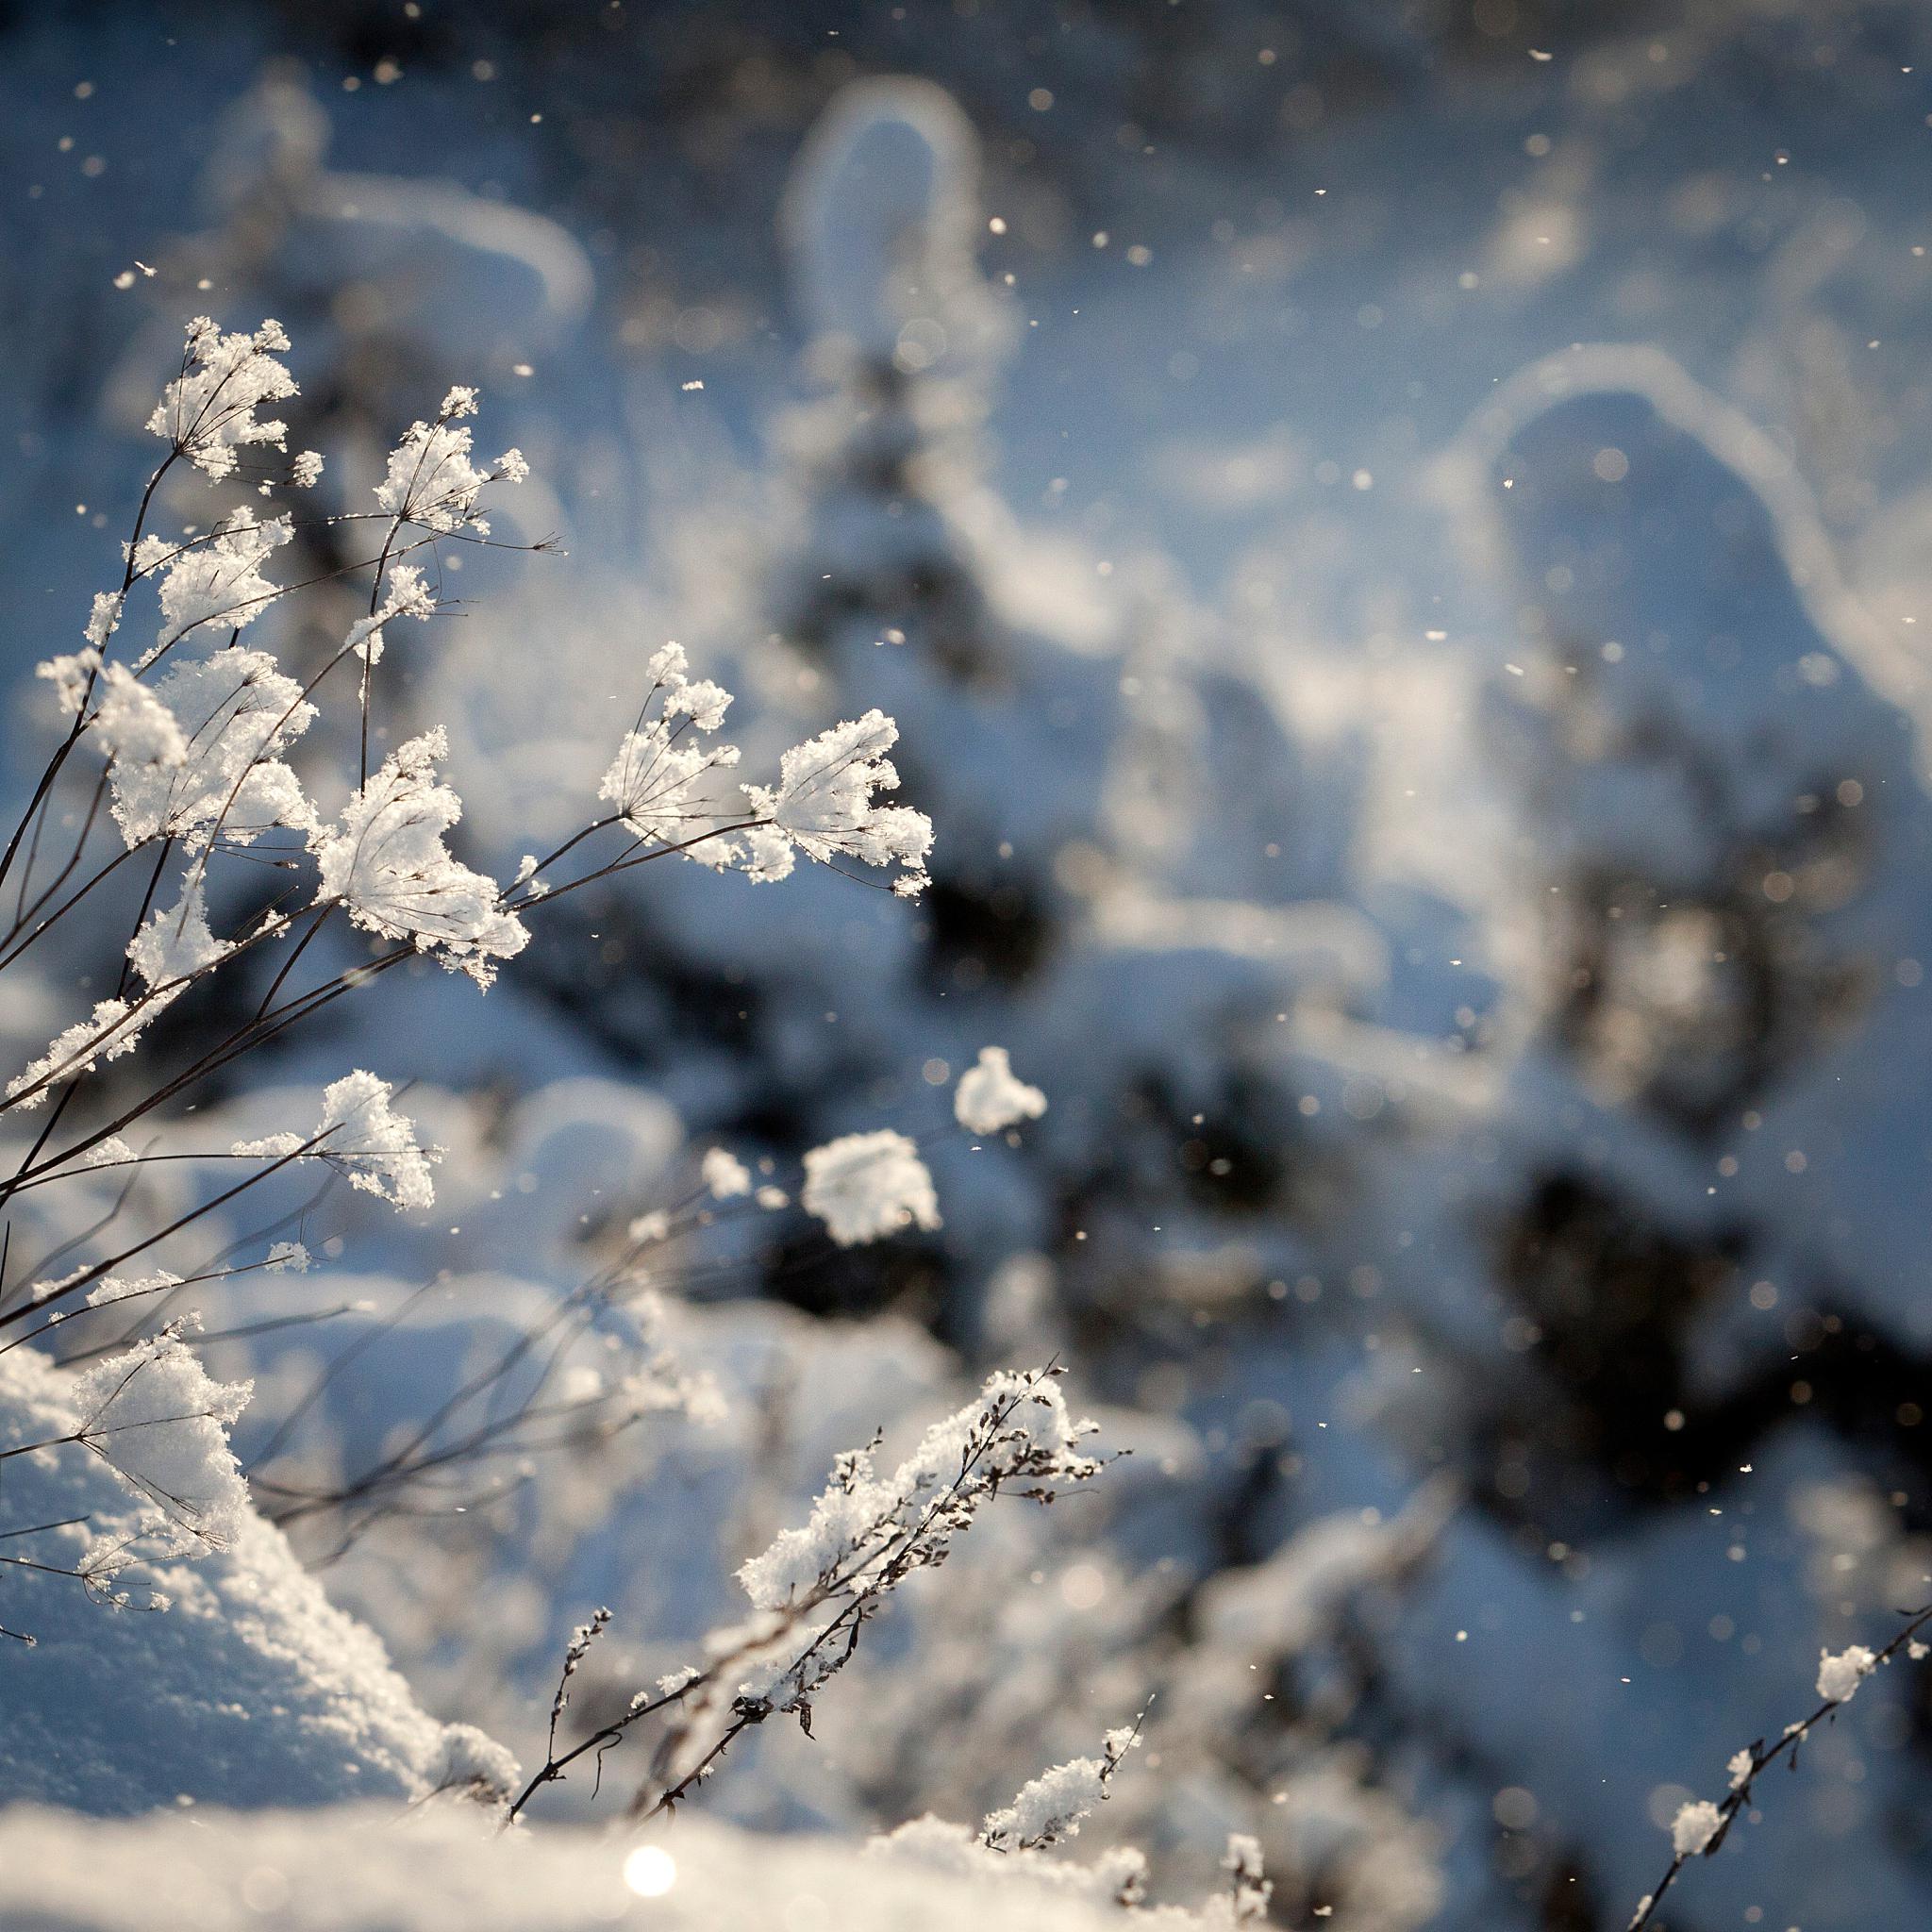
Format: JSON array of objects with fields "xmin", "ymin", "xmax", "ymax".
[
  {"xmin": 0, "ymin": 1341, "xmax": 514, "ymax": 1815},
  {"xmin": 0, "ymin": 1805, "xmax": 1250, "ymax": 1932}
]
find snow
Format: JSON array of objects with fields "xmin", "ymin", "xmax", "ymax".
[
  {"xmin": 95, "ymin": 645, "xmax": 315, "ymax": 849},
  {"xmin": 126, "ymin": 880, "xmax": 231, "ymax": 989},
  {"xmin": 781, "ymin": 77, "xmax": 995, "ymax": 370},
  {"xmin": 144, "ymin": 506, "xmax": 293, "ymax": 659},
  {"xmin": 1219, "ymin": 1836, "xmax": 1271, "ymax": 1925},
  {"xmin": 700, "ymin": 1147, "xmax": 752, "ymax": 1199},
  {"xmin": 312, "ymin": 731, "xmax": 527, "ymax": 985},
  {"xmin": 0, "ymin": 1341, "xmax": 515, "ymax": 1812},
  {"xmin": 595, "ymin": 650, "xmax": 743, "ymax": 859},
  {"xmin": 0, "ymin": 1805, "xmax": 1257, "ymax": 1932},
  {"xmin": 735, "ymin": 1368, "xmax": 1100, "ymax": 1615},
  {"xmin": 8, "ymin": 14, "xmax": 1932, "ymax": 1929},
  {"xmin": 800, "ymin": 1130, "xmax": 941, "ymax": 1247},
  {"xmin": 954, "ymin": 1046, "xmax": 1047, "ymax": 1137},
  {"xmin": 1815, "ymin": 1643, "xmax": 1876, "ymax": 1705},
  {"xmin": 144, "ymin": 316, "xmax": 296, "ymax": 481},
  {"xmin": 741, "ymin": 710, "xmax": 934, "ymax": 893},
  {"xmin": 311, "ymin": 1070, "xmax": 440, "ymax": 1211},
  {"xmin": 1670, "ymin": 1800, "xmax": 1724, "ymax": 1858},
  {"xmin": 6, "ymin": 995, "xmax": 148, "ymax": 1108},
  {"xmin": 372, "ymin": 388, "xmax": 521, "ymax": 537},
  {"xmin": 231, "ymin": 1069, "xmax": 441, "ymax": 1209},
  {"xmin": 982, "ymin": 1737, "xmax": 1130, "ymax": 1853},
  {"xmin": 69, "ymin": 1327, "xmax": 253, "ymax": 1558}
]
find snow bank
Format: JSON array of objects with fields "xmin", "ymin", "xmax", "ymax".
[
  {"xmin": 0, "ymin": 1807, "xmax": 1232, "ymax": 1931},
  {"xmin": 0, "ymin": 1341, "xmax": 513, "ymax": 1814}
]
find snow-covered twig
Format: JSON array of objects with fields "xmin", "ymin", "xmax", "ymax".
[
  {"xmin": 981, "ymin": 1712, "xmax": 1145, "ymax": 1852},
  {"xmin": 1630, "ymin": 1603, "xmax": 1932, "ymax": 1929},
  {"xmin": 0, "ymin": 312, "xmax": 935, "ymax": 1633},
  {"xmin": 504, "ymin": 1363, "xmax": 1106, "ymax": 1824}
]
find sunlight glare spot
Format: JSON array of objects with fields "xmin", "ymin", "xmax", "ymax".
[{"xmin": 624, "ymin": 1846, "xmax": 677, "ymax": 1898}]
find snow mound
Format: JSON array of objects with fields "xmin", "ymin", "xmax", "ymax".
[
  {"xmin": 0, "ymin": 1807, "xmax": 1221, "ymax": 1931},
  {"xmin": 0, "ymin": 1342, "xmax": 514, "ymax": 1814}
]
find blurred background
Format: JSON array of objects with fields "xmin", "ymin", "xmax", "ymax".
[{"xmin": 6, "ymin": 0, "xmax": 1932, "ymax": 1926}]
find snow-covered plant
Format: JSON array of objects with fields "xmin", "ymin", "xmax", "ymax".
[
  {"xmin": 63, "ymin": 1325, "xmax": 250, "ymax": 1559},
  {"xmin": 0, "ymin": 314, "xmax": 930, "ymax": 1623},
  {"xmin": 311, "ymin": 730, "xmax": 529, "ymax": 984},
  {"xmin": 981, "ymin": 1721, "xmax": 1141, "ymax": 1852},
  {"xmin": 739, "ymin": 710, "xmax": 933, "ymax": 893},
  {"xmin": 1631, "ymin": 1601, "xmax": 1932, "ymax": 1928},
  {"xmin": 874, "ymin": 1796, "xmax": 1272, "ymax": 1926},
  {"xmin": 229, "ymin": 1069, "xmax": 440, "ymax": 1209},
  {"xmin": 507, "ymin": 1364, "xmax": 1105, "ymax": 1822},
  {"xmin": 249, "ymin": 1063, "xmax": 1053, "ymax": 1557},
  {"xmin": 144, "ymin": 316, "xmax": 304, "ymax": 483},
  {"xmin": 1217, "ymin": 1835, "xmax": 1273, "ymax": 1926},
  {"xmin": 251, "ymin": 1208, "xmax": 724, "ymax": 1547}
]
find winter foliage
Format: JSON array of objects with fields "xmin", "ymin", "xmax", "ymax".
[
  {"xmin": 69, "ymin": 1327, "xmax": 252, "ymax": 1557},
  {"xmin": 0, "ymin": 313, "xmax": 967, "ymax": 1822},
  {"xmin": 313, "ymin": 729, "xmax": 530, "ymax": 983}
]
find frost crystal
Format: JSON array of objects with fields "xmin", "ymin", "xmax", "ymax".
[
  {"xmin": 145, "ymin": 317, "xmax": 296, "ymax": 480},
  {"xmin": 374, "ymin": 389, "xmax": 522, "ymax": 535},
  {"xmin": 6, "ymin": 880, "xmax": 228, "ymax": 1107},
  {"xmin": 85, "ymin": 1270, "xmax": 181, "ymax": 1311},
  {"xmin": 96, "ymin": 649, "xmax": 317, "ymax": 850},
  {"xmin": 1669, "ymin": 1800, "xmax": 1724, "ymax": 1857},
  {"xmin": 738, "ymin": 1370, "xmax": 1100, "ymax": 1616},
  {"xmin": 596, "ymin": 645, "xmax": 742, "ymax": 859},
  {"xmin": 644, "ymin": 641, "xmax": 733, "ymax": 734},
  {"xmin": 85, "ymin": 591, "xmax": 123, "ymax": 651},
  {"xmin": 312, "ymin": 729, "xmax": 526, "ymax": 984},
  {"xmin": 954, "ymin": 1045, "xmax": 1047, "ymax": 1136},
  {"xmin": 982, "ymin": 1757, "xmax": 1110, "ymax": 1852},
  {"xmin": 125, "ymin": 880, "xmax": 231, "ymax": 991},
  {"xmin": 39, "ymin": 648, "xmax": 102, "ymax": 714},
  {"xmin": 981, "ymin": 1725, "xmax": 1140, "ymax": 1857},
  {"xmin": 802, "ymin": 1129, "xmax": 941, "ymax": 1245},
  {"xmin": 7, "ymin": 1000, "xmax": 145, "ymax": 1108},
  {"xmin": 1816, "ymin": 1643, "xmax": 1876, "ymax": 1704},
  {"xmin": 315, "ymin": 1071, "xmax": 439, "ymax": 1209},
  {"xmin": 344, "ymin": 563, "xmax": 437, "ymax": 668},
  {"xmin": 741, "ymin": 709, "xmax": 932, "ymax": 891},
  {"xmin": 72, "ymin": 1331, "xmax": 252, "ymax": 1556},
  {"xmin": 142, "ymin": 508, "xmax": 292, "ymax": 664},
  {"xmin": 982, "ymin": 1724, "xmax": 1140, "ymax": 1853},
  {"xmin": 672, "ymin": 1370, "xmax": 1100, "ymax": 1760}
]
